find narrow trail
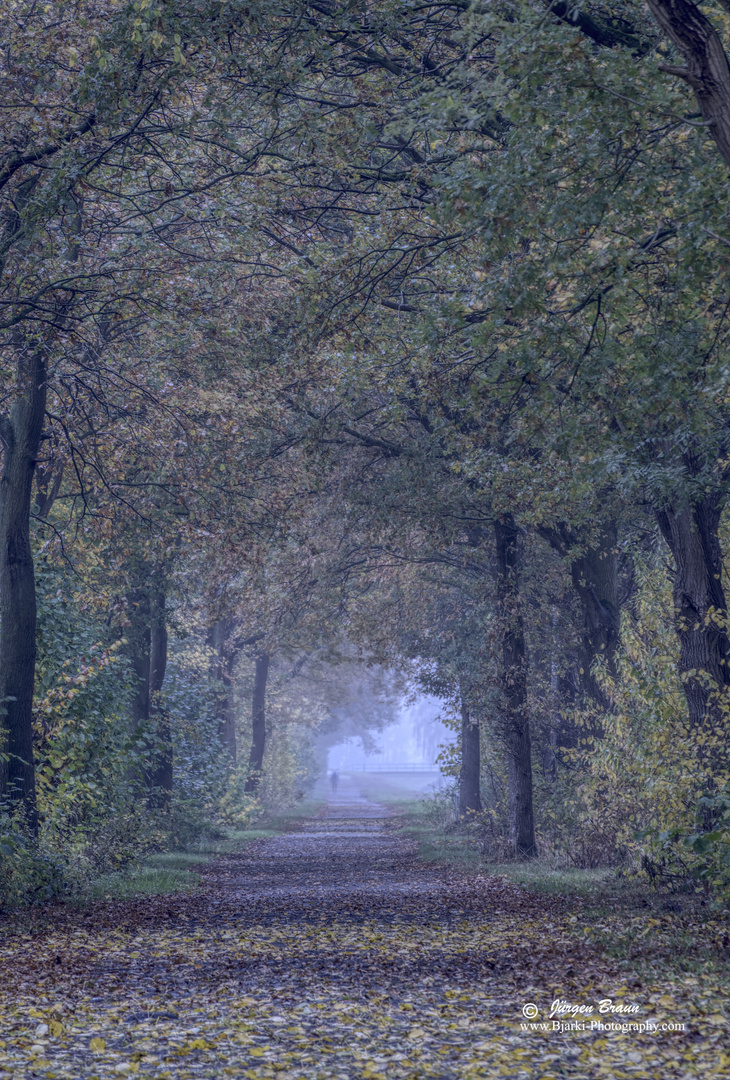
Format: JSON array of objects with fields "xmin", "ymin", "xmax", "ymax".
[{"xmin": 0, "ymin": 778, "xmax": 724, "ymax": 1079}]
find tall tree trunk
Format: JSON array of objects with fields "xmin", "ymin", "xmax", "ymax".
[
  {"xmin": 648, "ymin": 1, "xmax": 730, "ymax": 173},
  {"xmin": 0, "ymin": 346, "xmax": 47, "ymax": 831},
  {"xmin": 126, "ymin": 567, "xmax": 171, "ymax": 806},
  {"xmin": 208, "ymin": 617, "xmax": 238, "ymax": 762},
  {"xmin": 570, "ymin": 524, "xmax": 620, "ymax": 708},
  {"xmin": 543, "ymin": 606, "xmax": 560, "ymax": 779},
  {"xmin": 539, "ymin": 521, "xmax": 620, "ymax": 708},
  {"xmin": 495, "ymin": 514, "xmax": 537, "ymax": 858},
  {"xmin": 148, "ymin": 578, "xmax": 171, "ymax": 806},
  {"xmin": 458, "ymin": 694, "xmax": 482, "ymax": 815},
  {"xmin": 128, "ymin": 582, "xmax": 151, "ymax": 732},
  {"xmin": 655, "ymin": 494, "xmax": 730, "ymax": 825},
  {"xmin": 245, "ymin": 651, "xmax": 269, "ymax": 795}
]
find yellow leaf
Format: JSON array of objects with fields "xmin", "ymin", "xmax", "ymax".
[
  {"xmin": 249, "ymin": 1047, "xmax": 265, "ymax": 1057},
  {"xmin": 49, "ymin": 1019, "xmax": 64, "ymax": 1037},
  {"xmin": 89, "ymin": 1037, "xmax": 106, "ymax": 1052}
]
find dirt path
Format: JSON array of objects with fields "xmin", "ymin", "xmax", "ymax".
[{"xmin": 0, "ymin": 777, "xmax": 725, "ymax": 1078}]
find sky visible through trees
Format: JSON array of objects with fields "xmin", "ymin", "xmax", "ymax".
[
  {"xmin": 0, "ymin": 2, "xmax": 729, "ymax": 1077},
  {"xmin": 327, "ymin": 697, "xmax": 450, "ymax": 771}
]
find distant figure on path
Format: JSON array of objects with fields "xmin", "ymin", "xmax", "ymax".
[{"xmin": 329, "ymin": 770, "xmax": 339, "ymax": 795}]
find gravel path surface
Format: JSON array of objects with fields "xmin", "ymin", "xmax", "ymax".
[{"xmin": 0, "ymin": 777, "xmax": 722, "ymax": 1079}]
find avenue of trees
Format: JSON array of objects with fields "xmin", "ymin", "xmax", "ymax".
[{"xmin": 2, "ymin": 1, "xmax": 730, "ymax": 899}]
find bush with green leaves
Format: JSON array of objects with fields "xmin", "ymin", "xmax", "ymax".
[
  {"xmin": 1, "ymin": 567, "xmax": 245, "ymax": 906},
  {"xmin": 163, "ymin": 648, "xmax": 232, "ymax": 812},
  {"xmin": 573, "ymin": 567, "xmax": 730, "ymax": 899},
  {"xmin": 33, "ymin": 564, "xmax": 159, "ymax": 877},
  {"xmin": 0, "ymin": 810, "xmax": 66, "ymax": 908}
]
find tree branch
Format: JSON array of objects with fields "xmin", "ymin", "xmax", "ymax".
[
  {"xmin": 0, "ymin": 115, "xmax": 96, "ymax": 194},
  {"xmin": 548, "ymin": 2, "xmax": 650, "ymax": 54},
  {"xmin": 647, "ymin": 0, "xmax": 730, "ymax": 171}
]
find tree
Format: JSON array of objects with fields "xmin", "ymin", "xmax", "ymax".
[
  {"xmin": 647, "ymin": 0, "xmax": 730, "ymax": 170},
  {"xmin": 223, "ymin": 0, "xmax": 730, "ymax": 850},
  {"xmin": 244, "ymin": 651, "xmax": 270, "ymax": 795},
  {"xmin": 0, "ymin": 340, "xmax": 47, "ymax": 826},
  {"xmin": 538, "ymin": 521, "xmax": 621, "ymax": 712},
  {"xmin": 257, "ymin": 0, "xmax": 730, "ymax": 805},
  {"xmin": 126, "ymin": 560, "xmax": 171, "ymax": 807},
  {"xmin": 0, "ymin": 0, "xmax": 288, "ymax": 817},
  {"xmin": 458, "ymin": 695, "xmax": 482, "ymax": 816},
  {"xmin": 207, "ymin": 618, "xmax": 242, "ymax": 762},
  {"xmin": 494, "ymin": 514, "xmax": 536, "ymax": 857},
  {"xmin": 5, "ymin": 0, "xmax": 730, "ymax": 880}
]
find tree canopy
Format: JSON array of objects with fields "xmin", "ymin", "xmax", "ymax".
[{"xmin": 2, "ymin": 0, "xmax": 730, "ymax": 901}]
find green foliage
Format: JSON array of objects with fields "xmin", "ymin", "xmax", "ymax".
[
  {"xmin": 258, "ymin": 721, "xmax": 311, "ymax": 810},
  {"xmin": 0, "ymin": 812, "xmax": 65, "ymax": 908},
  {"xmin": 571, "ymin": 566, "xmax": 730, "ymax": 898},
  {"xmin": 1, "ymin": 568, "xmax": 243, "ymax": 906},
  {"xmin": 217, "ymin": 761, "xmax": 262, "ymax": 828},
  {"xmin": 32, "ymin": 564, "xmax": 158, "ymax": 881},
  {"xmin": 6, "ymin": 0, "xmax": 730, "ymax": 915},
  {"xmin": 84, "ymin": 865, "xmax": 202, "ymax": 902},
  {"xmin": 164, "ymin": 645, "xmax": 232, "ymax": 811}
]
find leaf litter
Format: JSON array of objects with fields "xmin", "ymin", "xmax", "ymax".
[{"xmin": 0, "ymin": 785, "xmax": 727, "ymax": 1079}]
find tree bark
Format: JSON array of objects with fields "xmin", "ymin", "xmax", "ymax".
[
  {"xmin": 126, "ymin": 567, "xmax": 171, "ymax": 805},
  {"xmin": 647, "ymin": 1, "xmax": 730, "ymax": 172},
  {"xmin": 570, "ymin": 524, "xmax": 620, "ymax": 707},
  {"xmin": 458, "ymin": 694, "xmax": 482, "ymax": 815},
  {"xmin": 655, "ymin": 496, "xmax": 730, "ymax": 725},
  {"xmin": 148, "ymin": 579, "xmax": 171, "ymax": 806},
  {"xmin": 655, "ymin": 492, "xmax": 730, "ymax": 826},
  {"xmin": 128, "ymin": 582, "xmax": 151, "ymax": 733},
  {"xmin": 543, "ymin": 606, "xmax": 560, "ymax": 779},
  {"xmin": 245, "ymin": 651, "xmax": 270, "ymax": 795},
  {"xmin": 539, "ymin": 521, "xmax": 620, "ymax": 709},
  {"xmin": 207, "ymin": 617, "xmax": 238, "ymax": 762},
  {"xmin": 494, "ymin": 514, "xmax": 537, "ymax": 858},
  {"xmin": 0, "ymin": 345, "xmax": 47, "ymax": 831}
]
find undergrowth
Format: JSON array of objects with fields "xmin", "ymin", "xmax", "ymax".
[
  {"xmin": 0, "ymin": 797, "xmax": 327, "ymax": 911},
  {"xmin": 390, "ymin": 792, "xmax": 730, "ymax": 984}
]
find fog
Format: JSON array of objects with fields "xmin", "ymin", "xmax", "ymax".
[{"xmin": 326, "ymin": 693, "xmax": 453, "ymax": 773}]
